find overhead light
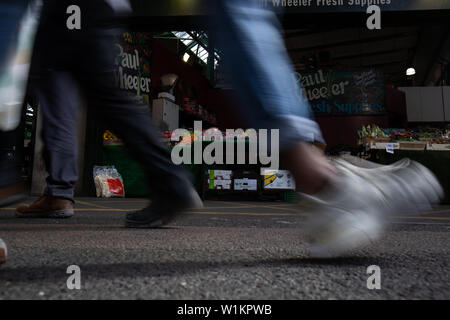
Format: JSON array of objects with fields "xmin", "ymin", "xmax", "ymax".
[
  {"xmin": 406, "ymin": 67, "xmax": 416, "ymax": 76},
  {"xmin": 183, "ymin": 53, "xmax": 190, "ymax": 63}
]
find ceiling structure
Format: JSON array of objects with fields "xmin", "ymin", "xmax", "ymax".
[
  {"xmin": 142, "ymin": 4, "xmax": 450, "ymax": 88},
  {"xmin": 158, "ymin": 23, "xmax": 449, "ymax": 88},
  {"xmin": 283, "ymin": 24, "xmax": 450, "ymax": 87}
]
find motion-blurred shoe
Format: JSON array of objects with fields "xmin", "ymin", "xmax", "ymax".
[
  {"xmin": 333, "ymin": 155, "xmax": 410, "ymax": 170},
  {"xmin": 0, "ymin": 181, "xmax": 29, "ymax": 208},
  {"xmin": 15, "ymin": 195, "xmax": 74, "ymax": 218},
  {"xmin": 0, "ymin": 239, "xmax": 7, "ymax": 265},
  {"xmin": 332, "ymin": 157, "xmax": 443, "ymax": 214},
  {"xmin": 125, "ymin": 185, "xmax": 203, "ymax": 228},
  {"xmin": 301, "ymin": 158, "xmax": 443, "ymax": 258}
]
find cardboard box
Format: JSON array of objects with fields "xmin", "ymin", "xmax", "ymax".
[
  {"xmin": 399, "ymin": 141, "xmax": 427, "ymax": 150},
  {"xmin": 208, "ymin": 170, "xmax": 233, "ymax": 190},
  {"xmin": 234, "ymin": 178, "xmax": 258, "ymax": 191},
  {"xmin": 261, "ymin": 169, "xmax": 296, "ymax": 190},
  {"xmin": 369, "ymin": 142, "xmax": 400, "ymax": 150},
  {"xmin": 426, "ymin": 144, "xmax": 450, "ymax": 151}
]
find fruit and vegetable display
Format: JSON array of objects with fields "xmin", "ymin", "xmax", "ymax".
[
  {"xmin": 359, "ymin": 124, "xmax": 450, "ymax": 142},
  {"xmin": 161, "ymin": 128, "xmax": 259, "ymax": 147},
  {"xmin": 358, "ymin": 124, "xmax": 450, "ymax": 151},
  {"xmin": 358, "ymin": 125, "xmax": 389, "ymax": 139},
  {"xmin": 182, "ymin": 97, "xmax": 217, "ymax": 125}
]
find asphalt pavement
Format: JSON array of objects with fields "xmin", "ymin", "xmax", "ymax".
[{"xmin": 0, "ymin": 198, "xmax": 449, "ymax": 300}]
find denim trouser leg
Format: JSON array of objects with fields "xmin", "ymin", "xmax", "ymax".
[
  {"xmin": 76, "ymin": 28, "xmax": 192, "ymax": 200},
  {"xmin": 33, "ymin": 72, "xmax": 79, "ymax": 201},
  {"xmin": 212, "ymin": 0, "xmax": 324, "ymax": 149},
  {"xmin": 31, "ymin": 2, "xmax": 192, "ymax": 201}
]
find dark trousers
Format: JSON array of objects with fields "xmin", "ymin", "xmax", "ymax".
[{"xmin": 31, "ymin": 1, "xmax": 188, "ymax": 201}]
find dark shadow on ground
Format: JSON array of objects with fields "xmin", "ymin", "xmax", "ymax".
[{"xmin": 0, "ymin": 255, "xmax": 392, "ymax": 284}]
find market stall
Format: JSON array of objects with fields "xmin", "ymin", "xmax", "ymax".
[{"xmin": 358, "ymin": 124, "xmax": 450, "ymax": 203}]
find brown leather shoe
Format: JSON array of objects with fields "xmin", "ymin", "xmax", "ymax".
[
  {"xmin": 16, "ymin": 196, "xmax": 74, "ymax": 218},
  {"xmin": 0, "ymin": 181, "xmax": 29, "ymax": 208}
]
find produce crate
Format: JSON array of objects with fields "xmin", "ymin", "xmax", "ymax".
[
  {"xmin": 368, "ymin": 142, "xmax": 400, "ymax": 150},
  {"xmin": 399, "ymin": 141, "xmax": 427, "ymax": 150},
  {"xmin": 426, "ymin": 144, "xmax": 450, "ymax": 151},
  {"xmin": 360, "ymin": 137, "xmax": 392, "ymax": 145}
]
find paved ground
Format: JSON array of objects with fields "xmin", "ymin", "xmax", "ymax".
[{"xmin": 0, "ymin": 198, "xmax": 449, "ymax": 300}]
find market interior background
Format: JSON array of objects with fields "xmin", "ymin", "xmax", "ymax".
[{"xmin": 12, "ymin": 4, "xmax": 450, "ymax": 203}]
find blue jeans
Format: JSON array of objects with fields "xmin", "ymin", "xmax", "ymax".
[
  {"xmin": 31, "ymin": 1, "xmax": 192, "ymax": 201},
  {"xmin": 212, "ymin": 0, "xmax": 324, "ymax": 149}
]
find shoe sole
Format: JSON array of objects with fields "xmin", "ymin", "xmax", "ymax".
[
  {"xmin": 15, "ymin": 209, "xmax": 74, "ymax": 219},
  {"xmin": 125, "ymin": 218, "xmax": 166, "ymax": 228},
  {"xmin": 125, "ymin": 209, "xmax": 183, "ymax": 228},
  {"xmin": 124, "ymin": 188, "xmax": 203, "ymax": 228},
  {"xmin": 303, "ymin": 208, "xmax": 383, "ymax": 258}
]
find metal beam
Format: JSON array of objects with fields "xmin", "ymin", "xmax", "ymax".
[{"xmin": 329, "ymin": 48, "xmax": 413, "ymax": 62}]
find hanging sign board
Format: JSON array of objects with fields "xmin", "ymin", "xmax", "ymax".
[
  {"xmin": 294, "ymin": 68, "xmax": 385, "ymax": 116},
  {"xmin": 128, "ymin": 0, "xmax": 450, "ymax": 17}
]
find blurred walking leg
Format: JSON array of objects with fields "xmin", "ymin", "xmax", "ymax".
[
  {"xmin": 77, "ymin": 29, "xmax": 202, "ymax": 227},
  {"xmin": 16, "ymin": 1, "xmax": 201, "ymax": 224},
  {"xmin": 0, "ymin": 0, "xmax": 30, "ymax": 209},
  {"xmin": 210, "ymin": 0, "xmax": 443, "ymax": 257},
  {"xmin": 0, "ymin": 0, "xmax": 30, "ymax": 265},
  {"xmin": 210, "ymin": 0, "xmax": 335, "ymax": 195}
]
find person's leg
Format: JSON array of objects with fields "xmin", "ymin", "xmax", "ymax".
[
  {"xmin": 14, "ymin": 0, "xmax": 199, "ymax": 223},
  {"xmin": 15, "ymin": 72, "xmax": 77, "ymax": 218},
  {"xmin": 39, "ymin": 72, "xmax": 79, "ymax": 202},
  {"xmin": 0, "ymin": 1, "xmax": 30, "ymax": 267},
  {"xmin": 19, "ymin": 0, "xmax": 200, "ymax": 225},
  {"xmin": 210, "ymin": 0, "xmax": 443, "ymax": 257},
  {"xmin": 15, "ymin": 2, "xmax": 77, "ymax": 218},
  {"xmin": 210, "ymin": 0, "xmax": 335, "ymax": 195},
  {"xmin": 76, "ymin": 26, "xmax": 201, "ymax": 227}
]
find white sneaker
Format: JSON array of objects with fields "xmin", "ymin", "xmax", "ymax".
[
  {"xmin": 332, "ymin": 157, "xmax": 443, "ymax": 214},
  {"xmin": 0, "ymin": 238, "xmax": 7, "ymax": 265},
  {"xmin": 301, "ymin": 158, "xmax": 443, "ymax": 258},
  {"xmin": 332, "ymin": 155, "xmax": 411, "ymax": 170}
]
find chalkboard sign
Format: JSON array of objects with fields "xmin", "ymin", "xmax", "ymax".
[{"xmin": 294, "ymin": 69, "xmax": 385, "ymax": 116}]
